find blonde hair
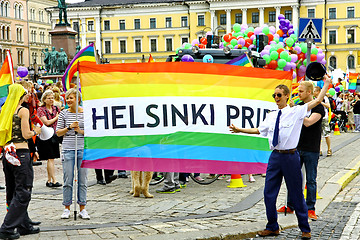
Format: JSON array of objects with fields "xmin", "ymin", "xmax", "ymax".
[
  {"xmin": 40, "ymin": 89, "xmax": 54, "ymax": 106},
  {"xmin": 17, "ymin": 80, "xmax": 31, "ymax": 90},
  {"xmin": 300, "ymin": 81, "xmax": 314, "ymax": 94},
  {"xmin": 65, "ymin": 88, "xmax": 82, "ymax": 103},
  {"xmin": 52, "ymin": 86, "xmax": 61, "ymax": 102}
]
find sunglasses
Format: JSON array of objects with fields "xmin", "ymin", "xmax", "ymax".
[{"xmin": 272, "ymin": 93, "xmax": 282, "ymax": 98}]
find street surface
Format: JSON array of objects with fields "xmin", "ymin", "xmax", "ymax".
[{"xmin": 0, "ymin": 132, "xmax": 360, "ymax": 239}]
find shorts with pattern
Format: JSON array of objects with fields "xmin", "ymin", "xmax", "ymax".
[{"xmin": 321, "ymin": 118, "xmax": 330, "ymax": 138}]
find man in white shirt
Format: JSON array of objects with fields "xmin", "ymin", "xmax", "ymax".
[{"xmin": 229, "ymin": 75, "xmax": 331, "ymax": 239}]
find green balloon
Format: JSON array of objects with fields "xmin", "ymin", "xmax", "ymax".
[
  {"xmin": 263, "ymin": 55, "xmax": 271, "ymax": 64},
  {"xmin": 339, "ymin": 85, "xmax": 344, "ymax": 91},
  {"xmin": 233, "ymin": 32, "xmax": 241, "ymax": 37},
  {"xmin": 329, "ymin": 88, "xmax": 336, "ymax": 96},
  {"xmin": 276, "ymin": 43, "xmax": 283, "ymax": 49},
  {"xmin": 290, "ymin": 34, "xmax": 297, "ymax": 40},
  {"xmin": 244, "ymin": 28, "xmax": 250, "ymax": 34},
  {"xmin": 303, "ymin": 59, "xmax": 307, "ymax": 66},
  {"xmin": 274, "ymin": 38, "xmax": 279, "ymax": 43},
  {"xmin": 184, "ymin": 43, "xmax": 192, "ymax": 49},
  {"xmin": 228, "ymin": 44, "xmax": 234, "ymax": 49},
  {"xmin": 270, "ymin": 51, "xmax": 279, "ymax": 60},
  {"xmin": 269, "ymin": 47, "xmax": 276, "ymax": 53},
  {"xmin": 278, "ymin": 59, "xmax": 287, "ymax": 68},
  {"xmin": 295, "ymin": 43, "xmax": 300, "ymax": 48},
  {"xmin": 287, "ymin": 54, "xmax": 292, "ymax": 62},
  {"xmin": 311, "ymin": 48, "xmax": 318, "ymax": 55},
  {"xmin": 276, "ymin": 67, "xmax": 283, "ymax": 71},
  {"xmin": 301, "ymin": 43, "xmax": 307, "ymax": 53},
  {"xmin": 262, "ymin": 26, "xmax": 270, "ymax": 35},
  {"xmin": 248, "ymin": 27, "xmax": 255, "ymax": 32},
  {"xmin": 286, "ymin": 38, "xmax": 295, "ymax": 47},
  {"xmin": 230, "ymin": 39, "xmax": 238, "ymax": 46},
  {"xmin": 233, "ymin": 23, "xmax": 241, "ymax": 33},
  {"xmin": 280, "ymin": 51, "xmax": 289, "ymax": 60}
]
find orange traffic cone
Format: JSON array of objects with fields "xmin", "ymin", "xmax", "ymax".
[
  {"xmin": 227, "ymin": 174, "xmax": 247, "ymax": 188},
  {"xmin": 334, "ymin": 122, "xmax": 341, "ymax": 135},
  {"xmin": 304, "ymin": 185, "xmax": 323, "ymax": 199},
  {"xmin": 346, "ymin": 124, "xmax": 350, "ymax": 131}
]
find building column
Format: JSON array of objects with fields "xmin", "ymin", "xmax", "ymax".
[
  {"xmin": 275, "ymin": 6, "xmax": 281, "ymax": 29},
  {"xmin": 81, "ymin": 18, "xmax": 86, "ymax": 48},
  {"xmin": 292, "ymin": 5, "xmax": 299, "ymax": 30},
  {"xmin": 226, "ymin": 9, "xmax": 231, "ymax": 33},
  {"xmin": 241, "ymin": 8, "xmax": 247, "ymax": 25},
  {"xmin": 95, "ymin": 16, "xmax": 101, "ymax": 57},
  {"xmin": 210, "ymin": 10, "xmax": 215, "ymax": 32},
  {"xmin": 259, "ymin": 7, "xmax": 265, "ymax": 26}
]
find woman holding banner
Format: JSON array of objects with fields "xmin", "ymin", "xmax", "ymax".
[{"xmin": 56, "ymin": 88, "xmax": 89, "ymax": 220}]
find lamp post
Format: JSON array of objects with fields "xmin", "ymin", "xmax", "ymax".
[
  {"xmin": 28, "ymin": 66, "xmax": 35, "ymax": 82},
  {"xmin": 347, "ymin": 25, "xmax": 357, "ymax": 43}
]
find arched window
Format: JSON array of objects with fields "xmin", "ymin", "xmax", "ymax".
[
  {"xmin": 329, "ymin": 56, "xmax": 336, "ymax": 69},
  {"xmin": 1, "ymin": 26, "xmax": 4, "ymax": 39},
  {"xmin": 6, "ymin": 26, "xmax": 9, "ymax": 40},
  {"xmin": 19, "ymin": 5, "xmax": 23, "ymax": 19},
  {"xmin": 14, "ymin": 3, "xmax": 17, "ymax": 19},
  {"xmin": 348, "ymin": 55, "xmax": 355, "ymax": 69},
  {"xmin": 1, "ymin": 2, "xmax": 4, "ymax": 16},
  {"xmin": 4, "ymin": 2, "xmax": 8, "ymax": 17}
]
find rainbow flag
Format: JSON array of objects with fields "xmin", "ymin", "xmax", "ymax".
[
  {"xmin": 62, "ymin": 43, "xmax": 96, "ymax": 91},
  {"xmin": 0, "ymin": 50, "xmax": 14, "ymax": 109},
  {"xmin": 348, "ymin": 72, "xmax": 358, "ymax": 93},
  {"xmin": 225, "ymin": 53, "xmax": 253, "ymax": 67},
  {"xmin": 148, "ymin": 54, "xmax": 154, "ymax": 63},
  {"xmin": 79, "ymin": 62, "xmax": 292, "ymax": 174}
]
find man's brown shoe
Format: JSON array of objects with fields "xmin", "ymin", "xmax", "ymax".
[
  {"xmin": 301, "ymin": 232, "xmax": 311, "ymax": 239},
  {"xmin": 258, "ymin": 229, "xmax": 280, "ymax": 237}
]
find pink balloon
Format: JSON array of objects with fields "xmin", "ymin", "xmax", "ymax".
[
  {"xmin": 269, "ymin": 26, "xmax": 276, "ymax": 34},
  {"xmin": 290, "ymin": 54, "xmax": 298, "ymax": 63},
  {"xmin": 254, "ymin": 27, "xmax": 262, "ymax": 35},
  {"xmin": 283, "ymin": 63, "xmax": 292, "ymax": 71},
  {"xmin": 299, "ymin": 65, "xmax": 306, "ymax": 73},
  {"xmin": 261, "ymin": 50, "xmax": 270, "ymax": 57},
  {"xmin": 238, "ymin": 38, "xmax": 245, "ymax": 46},
  {"xmin": 264, "ymin": 45, "xmax": 272, "ymax": 50},
  {"xmin": 293, "ymin": 72, "xmax": 297, "ymax": 79},
  {"xmin": 294, "ymin": 46, "xmax": 301, "ymax": 54},
  {"xmin": 317, "ymin": 53, "xmax": 325, "ymax": 61},
  {"xmin": 320, "ymin": 59, "xmax": 326, "ymax": 65},
  {"xmin": 191, "ymin": 39, "xmax": 200, "ymax": 46},
  {"xmin": 250, "ymin": 35, "xmax": 256, "ymax": 41},
  {"xmin": 290, "ymin": 62, "xmax": 297, "ymax": 69}
]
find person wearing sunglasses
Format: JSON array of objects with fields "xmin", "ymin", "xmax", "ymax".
[{"xmin": 229, "ymin": 75, "xmax": 331, "ymax": 240}]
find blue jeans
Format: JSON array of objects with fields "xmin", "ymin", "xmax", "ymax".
[{"xmin": 62, "ymin": 149, "xmax": 88, "ymax": 206}]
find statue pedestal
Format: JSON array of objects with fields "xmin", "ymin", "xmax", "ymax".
[{"xmin": 49, "ymin": 25, "xmax": 77, "ymax": 61}]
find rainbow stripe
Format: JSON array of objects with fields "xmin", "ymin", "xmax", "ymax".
[
  {"xmin": 79, "ymin": 62, "xmax": 292, "ymax": 174},
  {"xmin": 0, "ymin": 50, "xmax": 14, "ymax": 109},
  {"xmin": 225, "ymin": 54, "xmax": 252, "ymax": 67},
  {"xmin": 62, "ymin": 43, "xmax": 96, "ymax": 91},
  {"xmin": 348, "ymin": 72, "xmax": 358, "ymax": 93}
]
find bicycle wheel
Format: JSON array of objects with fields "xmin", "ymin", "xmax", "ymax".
[
  {"xmin": 189, "ymin": 173, "xmax": 220, "ymax": 185},
  {"xmin": 149, "ymin": 172, "xmax": 165, "ymax": 185}
]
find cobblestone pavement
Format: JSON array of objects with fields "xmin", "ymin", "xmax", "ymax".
[{"xmin": 0, "ymin": 132, "xmax": 360, "ymax": 239}]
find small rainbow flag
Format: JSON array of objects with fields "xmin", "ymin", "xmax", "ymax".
[
  {"xmin": 225, "ymin": 53, "xmax": 253, "ymax": 67},
  {"xmin": 0, "ymin": 50, "xmax": 14, "ymax": 109},
  {"xmin": 79, "ymin": 62, "xmax": 291, "ymax": 174},
  {"xmin": 62, "ymin": 43, "xmax": 96, "ymax": 92},
  {"xmin": 348, "ymin": 72, "xmax": 358, "ymax": 93}
]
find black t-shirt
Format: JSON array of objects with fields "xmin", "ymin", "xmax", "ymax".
[
  {"xmin": 297, "ymin": 102, "xmax": 325, "ymax": 152},
  {"xmin": 353, "ymin": 100, "xmax": 360, "ymax": 114}
]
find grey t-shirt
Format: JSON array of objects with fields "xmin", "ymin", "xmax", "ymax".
[{"xmin": 56, "ymin": 109, "xmax": 84, "ymax": 150}]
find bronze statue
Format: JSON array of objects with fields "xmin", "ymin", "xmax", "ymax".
[
  {"xmin": 42, "ymin": 48, "xmax": 50, "ymax": 72},
  {"xmin": 49, "ymin": 46, "xmax": 58, "ymax": 74},
  {"xmin": 57, "ymin": 0, "xmax": 69, "ymax": 25},
  {"xmin": 57, "ymin": 48, "xmax": 68, "ymax": 73},
  {"xmin": 75, "ymin": 45, "xmax": 81, "ymax": 54}
]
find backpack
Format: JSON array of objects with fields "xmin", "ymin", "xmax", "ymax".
[{"xmin": 328, "ymin": 97, "xmax": 336, "ymax": 111}]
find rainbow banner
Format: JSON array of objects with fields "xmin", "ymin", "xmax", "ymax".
[
  {"xmin": 0, "ymin": 50, "xmax": 14, "ymax": 109},
  {"xmin": 348, "ymin": 72, "xmax": 358, "ymax": 93},
  {"xmin": 79, "ymin": 62, "xmax": 292, "ymax": 174},
  {"xmin": 225, "ymin": 53, "xmax": 253, "ymax": 67},
  {"xmin": 62, "ymin": 43, "xmax": 96, "ymax": 92}
]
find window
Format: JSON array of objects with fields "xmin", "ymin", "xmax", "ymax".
[
  {"xmin": 119, "ymin": 40, "xmax": 126, "ymax": 53},
  {"xmin": 285, "ymin": 10, "xmax": 292, "ymax": 20},
  {"xmin": 88, "ymin": 21, "xmax": 94, "ymax": 31},
  {"xmin": 181, "ymin": 16, "xmax": 188, "ymax": 27},
  {"xmin": 4, "ymin": 2, "xmax": 8, "ymax": 17},
  {"xmin": 329, "ymin": 8, "xmax": 336, "ymax": 19},
  {"xmin": 308, "ymin": 9, "xmax": 315, "ymax": 18},
  {"xmin": 119, "ymin": 20, "xmax": 125, "ymax": 30},
  {"xmin": 17, "ymin": 50, "xmax": 23, "ymax": 65},
  {"xmin": 105, "ymin": 41, "xmax": 111, "ymax": 54},
  {"xmin": 135, "ymin": 39, "xmax": 141, "ymax": 52},
  {"xmin": 166, "ymin": 17, "xmax": 172, "ymax": 28},
  {"xmin": 198, "ymin": 15, "xmax": 205, "ymax": 26},
  {"xmin": 347, "ymin": 29, "xmax": 355, "ymax": 43},
  {"xmin": 166, "ymin": 38, "xmax": 173, "ymax": 51},
  {"xmin": 269, "ymin": 11, "xmax": 276, "ymax": 22},
  {"xmin": 150, "ymin": 18, "xmax": 156, "ymax": 29},
  {"xmin": 329, "ymin": 56, "xmax": 336, "ymax": 69},
  {"xmin": 104, "ymin": 20, "xmax": 110, "ymax": 30},
  {"xmin": 235, "ymin": 13, "xmax": 242, "ymax": 24},
  {"xmin": 220, "ymin": 14, "xmax": 226, "ymax": 25},
  {"xmin": 134, "ymin": 19, "xmax": 140, "ymax": 29},
  {"xmin": 252, "ymin": 12, "xmax": 259, "ymax": 23},
  {"xmin": 181, "ymin": 37, "xmax": 188, "ymax": 44},
  {"xmin": 150, "ymin": 39, "xmax": 157, "ymax": 52},
  {"xmin": 73, "ymin": 22, "xmax": 79, "ymax": 32},
  {"xmin": 348, "ymin": 55, "xmax": 355, "ymax": 69},
  {"xmin": 329, "ymin": 30, "xmax": 336, "ymax": 44},
  {"xmin": 347, "ymin": 7, "xmax": 355, "ymax": 18}
]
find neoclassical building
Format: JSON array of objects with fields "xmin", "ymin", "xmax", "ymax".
[{"xmin": 49, "ymin": 0, "xmax": 359, "ymax": 72}]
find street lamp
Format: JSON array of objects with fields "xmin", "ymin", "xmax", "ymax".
[
  {"xmin": 346, "ymin": 25, "xmax": 357, "ymax": 43},
  {"xmin": 28, "ymin": 66, "xmax": 35, "ymax": 81}
]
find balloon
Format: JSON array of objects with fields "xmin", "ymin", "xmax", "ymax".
[
  {"xmin": 262, "ymin": 26, "xmax": 270, "ymax": 35},
  {"xmin": 298, "ymin": 52, "xmax": 305, "ymax": 61},
  {"xmin": 17, "ymin": 66, "xmax": 28, "ymax": 78},
  {"xmin": 244, "ymin": 38, "xmax": 252, "ymax": 47},
  {"xmin": 278, "ymin": 59, "xmax": 287, "ymax": 68},
  {"xmin": 278, "ymin": 14, "xmax": 285, "ymax": 20},
  {"xmin": 286, "ymin": 38, "xmax": 295, "ymax": 47},
  {"xmin": 310, "ymin": 54, "xmax": 317, "ymax": 62},
  {"xmin": 303, "ymin": 59, "xmax": 307, "ymax": 66},
  {"xmin": 199, "ymin": 44, "xmax": 206, "ymax": 49},
  {"xmin": 233, "ymin": 23, "xmax": 241, "ymax": 33},
  {"xmin": 230, "ymin": 39, "xmax": 238, "ymax": 46},
  {"xmin": 301, "ymin": 44, "xmax": 307, "ymax": 53},
  {"xmin": 270, "ymin": 51, "xmax": 279, "ymax": 60},
  {"xmin": 181, "ymin": 54, "xmax": 194, "ymax": 62},
  {"xmin": 247, "ymin": 31, "xmax": 254, "ymax": 38},
  {"xmin": 261, "ymin": 50, "xmax": 270, "ymax": 57},
  {"xmin": 37, "ymin": 79, "xmax": 42, "ymax": 85},
  {"xmin": 46, "ymin": 80, "xmax": 53, "ymax": 84},
  {"xmin": 223, "ymin": 34, "xmax": 231, "ymax": 42},
  {"xmin": 269, "ymin": 60, "xmax": 278, "ymax": 69},
  {"xmin": 328, "ymin": 88, "xmax": 336, "ymax": 96},
  {"xmin": 277, "ymin": 29, "xmax": 284, "ymax": 36},
  {"xmin": 335, "ymin": 86, "xmax": 340, "ymax": 92},
  {"xmin": 311, "ymin": 48, "xmax": 318, "ymax": 55},
  {"xmin": 299, "ymin": 65, "xmax": 306, "ymax": 73},
  {"xmin": 254, "ymin": 27, "xmax": 262, "ymax": 35},
  {"xmin": 339, "ymin": 85, "xmax": 344, "ymax": 92},
  {"xmin": 276, "ymin": 67, "xmax": 283, "ymax": 71},
  {"xmin": 294, "ymin": 46, "xmax": 301, "ymax": 54},
  {"xmin": 238, "ymin": 38, "xmax": 245, "ymax": 46},
  {"xmin": 280, "ymin": 51, "xmax": 289, "ymax": 60},
  {"xmin": 277, "ymin": 48, "xmax": 285, "ymax": 54},
  {"xmin": 267, "ymin": 34, "xmax": 274, "ymax": 42},
  {"xmin": 203, "ymin": 54, "xmax": 214, "ymax": 63},
  {"xmin": 184, "ymin": 43, "xmax": 192, "ymax": 49},
  {"xmin": 317, "ymin": 53, "xmax": 325, "ymax": 61},
  {"xmin": 263, "ymin": 55, "xmax": 271, "ymax": 64},
  {"xmin": 290, "ymin": 54, "xmax": 298, "ymax": 62},
  {"xmin": 283, "ymin": 63, "xmax": 292, "ymax": 71},
  {"xmin": 269, "ymin": 26, "xmax": 276, "ymax": 34},
  {"xmin": 191, "ymin": 39, "xmax": 200, "ymax": 46}
]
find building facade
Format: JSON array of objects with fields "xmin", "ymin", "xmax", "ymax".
[{"xmin": 50, "ymin": 0, "xmax": 359, "ymax": 73}]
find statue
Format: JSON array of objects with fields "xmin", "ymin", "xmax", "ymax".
[
  {"xmin": 49, "ymin": 46, "xmax": 58, "ymax": 74},
  {"xmin": 57, "ymin": 0, "xmax": 69, "ymax": 25},
  {"xmin": 57, "ymin": 48, "xmax": 68, "ymax": 73},
  {"xmin": 42, "ymin": 48, "xmax": 50, "ymax": 72},
  {"xmin": 75, "ymin": 45, "xmax": 81, "ymax": 54}
]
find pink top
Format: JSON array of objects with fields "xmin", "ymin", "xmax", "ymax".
[{"xmin": 37, "ymin": 105, "xmax": 60, "ymax": 130}]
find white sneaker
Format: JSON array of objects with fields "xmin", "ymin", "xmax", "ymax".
[
  {"xmin": 79, "ymin": 209, "xmax": 90, "ymax": 220},
  {"xmin": 61, "ymin": 209, "xmax": 70, "ymax": 219}
]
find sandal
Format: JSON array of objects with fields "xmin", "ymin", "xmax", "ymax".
[{"xmin": 327, "ymin": 149, "xmax": 332, "ymax": 156}]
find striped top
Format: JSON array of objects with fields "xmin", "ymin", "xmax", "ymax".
[{"xmin": 56, "ymin": 109, "xmax": 84, "ymax": 150}]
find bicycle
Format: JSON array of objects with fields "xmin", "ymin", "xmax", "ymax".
[{"xmin": 150, "ymin": 172, "xmax": 221, "ymax": 185}]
